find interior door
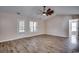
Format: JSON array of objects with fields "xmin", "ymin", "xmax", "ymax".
[{"xmin": 69, "ymin": 19, "xmax": 78, "ymax": 44}]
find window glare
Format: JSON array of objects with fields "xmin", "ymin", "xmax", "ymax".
[
  {"xmin": 29, "ymin": 21, "xmax": 37, "ymax": 32},
  {"xmin": 71, "ymin": 35, "xmax": 77, "ymax": 44},
  {"xmin": 72, "ymin": 22, "xmax": 77, "ymax": 31},
  {"xmin": 69, "ymin": 19, "xmax": 78, "ymax": 44},
  {"xmin": 30, "ymin": 21, "xmax": 33, "ymax": 32},
  {"xmin": 34, "ymin": 22, "xmax": 37, "ymax": 32},
  {"xmin": 19, "ymin": 20, "xmax": 25, "ymax": 32}
]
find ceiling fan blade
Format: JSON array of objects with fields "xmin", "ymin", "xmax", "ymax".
[
  {"xmin": 46, "ymin": 10, "xmax": 54, "ymax": 16},
  {"xmin": 50, "ymin": 10, "xmax": 54, "ymax": 14},
  {"xmin": 47, "ymin": 8, "xmax": 51, "ymax": 12},
  {"xmin": 37, "ymin": 6, "xmax": 54, "ymax": 16}
]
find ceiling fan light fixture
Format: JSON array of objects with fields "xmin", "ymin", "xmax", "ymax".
[
  {"xmin": 43, "ymin": 13, "xmax": 46, "ymax": 15},
  {"xmin": 42, "ymin": 6, "xmax": 54, "ymax": 16},
  {"xmin": 43, "ymin": 12, "xmax": 46, "ymax": 15}
]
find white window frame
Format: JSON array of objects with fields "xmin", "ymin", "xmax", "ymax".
[
  {"xmin": 18, "ymin": 20, "xmax": 25, "ymax": 33},
  {"xmin": 69, "ymin": 19, "xmax": 78, "ymax": 44},
  {"xmin": 71, "ymin": 21, "xmax": 77, "ymax": 31},
  {"xmin": 29, "ymin": 21, "xmax": 37, "ymax": 32}
]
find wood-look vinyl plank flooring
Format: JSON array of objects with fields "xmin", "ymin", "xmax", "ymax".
[{"xmin": 0, "ymin": 35, "xmax": 77, "ymax": 53}]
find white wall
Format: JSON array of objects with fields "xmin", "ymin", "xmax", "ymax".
[
  {"xmin": 45, "ymin": 15, "xmax": 72, "ymax": 37},
  {"xmin": 0, "ymin": 13, "xmax": 45, "ymax": 42},
  {"xmin": 0, "ymin": 13, "xmax": 73, "ymax": 42}
]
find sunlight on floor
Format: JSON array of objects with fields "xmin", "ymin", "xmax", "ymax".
[{"xmin": 70, "ymin": 35, "xmax": 77, "ymax": 44}]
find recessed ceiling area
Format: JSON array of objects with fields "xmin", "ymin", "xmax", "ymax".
[{"xmin": 0, "ymin": 6, "xmax": 79, "ymax": 20}]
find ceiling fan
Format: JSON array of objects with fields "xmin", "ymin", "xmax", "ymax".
[{"xmin": 42, "ymin": 6, "xmax": 54, "ymax": 16}]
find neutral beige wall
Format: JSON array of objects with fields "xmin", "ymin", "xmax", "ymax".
[
  {"xmin": 0, "ymin": 13, "xmax": 45, "ymax": 42},
  {"xmin": 45, "ymin": 15, "xmax": 72, "ymax": 37},
  {"xmin": 0, "ymin": 13, "xmax": 73, "ymax": 42}
]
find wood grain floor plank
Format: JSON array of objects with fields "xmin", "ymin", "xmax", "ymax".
[{"xmin": 0, "ymin": 34, "xmax": 78, "ymax": 53}]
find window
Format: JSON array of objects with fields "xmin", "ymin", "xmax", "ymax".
[
  {"xmin": 72, "ymin": 22, "xmax": 77, "ymax": 31},
  {"xmin": 71, "ymin": 35, "xmax": 77, "ymax": 44},
  {"xmin": 29, "ymin": 21, "xmax": 37, "ymax": 32},
  {"xmin": 30, "ymin": 21, "xmax": 33, "ymax": 32},
  {"xmin": 19, "ymin": 20, "xmax": 25, "ymax": 32},
  {"xmin": 34, "ymin": 22, "xmax": 37, "ymax": 32},
  {"xmin": 69, "ymin": 19, "xmax": 78, "ymax": 44}
]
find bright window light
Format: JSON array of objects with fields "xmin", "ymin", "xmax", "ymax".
[
  {"xmin": 34, "ymin": 22, "xmax": 37, "ymax": 32},
  {"xmin": 71, "ymin": 35, "xmax": 77, "ymax": 44},
  {"xmin": 72, "ymin": 22, "xmax": 77, "ymax": 31},
  {"xmin": 29, "ymin": 21, "xmax": 37, "ymax": 32},
  {"xmin": 30, "ymin": 21, "xmax": 34, "ymax": 32},
  {"xmin": 19, "ymin": 20, "xmax": 25, "ymax": 32},
  {"xmin": 69, "ymin": 19, "xmax": 78, "ymax": 45}
]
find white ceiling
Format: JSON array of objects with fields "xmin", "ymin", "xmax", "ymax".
[{"xmin": 0, "ymin": 6, "xmax": 79, "ymax": 19}]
